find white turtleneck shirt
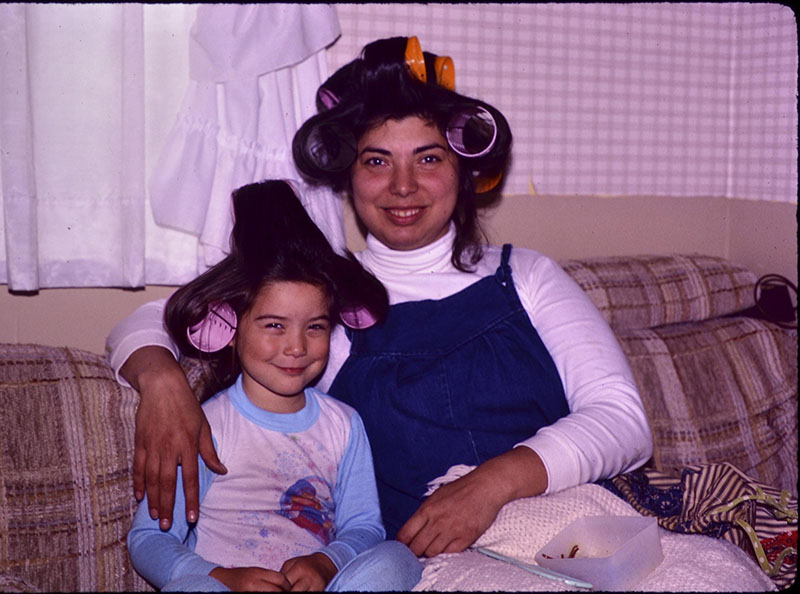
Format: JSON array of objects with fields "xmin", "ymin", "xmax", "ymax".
[{"xmin": 107, "ymin": 224, "xmax": 653, "ymax": 496}]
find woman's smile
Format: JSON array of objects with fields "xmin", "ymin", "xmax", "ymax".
[{"xmin": 384, "ymin": 206, "xmax": 426, "ymax": 224}]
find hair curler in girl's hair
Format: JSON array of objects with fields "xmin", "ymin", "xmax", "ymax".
[
  {"xmin": 339, "ymin": 306, "xmax": 378, "ymax": 329},
  {"xmin": 186, "ymin": 301, "xmax": 237, "ymax": 353}
]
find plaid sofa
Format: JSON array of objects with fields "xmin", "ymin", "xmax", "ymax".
[{"xmin": 0, "ymin": 254, "xmax": 796, "ymax": 592}]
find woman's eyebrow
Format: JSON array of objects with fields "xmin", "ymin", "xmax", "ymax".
[
  {"xmin": 358, "ymin": 143, "xmax": 447, "ymax": 157},
  {"xmin": 413, "ymin": 143, "xmax": 447, "ymax": 154},
  {"xmin": 359, "ymin": 146, "xmax": 391, "ymax": 157}
]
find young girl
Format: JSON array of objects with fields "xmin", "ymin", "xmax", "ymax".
[{"xmin": 126, "ymin": 180, "xmax": 421, "ymax": 592}]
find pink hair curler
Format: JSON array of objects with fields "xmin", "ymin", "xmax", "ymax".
[
  {"xmin": 446, "ymin": 105, "xmax": 498, "ymax": 158},
  {"xmin": 318, "ymin": 87, "xmax": 339, "ymax": 109},
  {"xmin": 339, "ymin": 306, "xmax": 378, "ymax": 329},
  {"xmin": 187, "ymin": 301, "xmax": 237, "ymax": 352}
]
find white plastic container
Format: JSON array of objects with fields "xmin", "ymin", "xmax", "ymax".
[{"xmin": 535, "ymin": 515, "xmax": 663, "ymax": 591}]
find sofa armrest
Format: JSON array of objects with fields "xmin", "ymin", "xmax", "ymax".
[
  {"xmin": 0, "ymin": 343, "xmax": 153, "ymax": 592},
  {"xmin": 616, "ymin": 317, "xmax": 798, "ymax": 494}
]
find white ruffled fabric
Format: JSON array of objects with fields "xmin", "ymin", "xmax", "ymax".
[
  {"xmin": 414, "ymin": 465, "xmax": 776, "ymax": 591},
  {"xmin": 149, "ymin": 4, "xmax": 346, "ymax": 272}
]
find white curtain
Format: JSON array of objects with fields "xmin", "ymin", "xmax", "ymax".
[{"xmin": 0, "ymin": 3, "xmax": 343, "ymax": 291}]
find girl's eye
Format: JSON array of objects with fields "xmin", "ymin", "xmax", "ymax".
[
  {"xmin": 264, "ymin": 322, "xmax": 283, "ymax": 330},
  {"xmin": 420, "ymin": 154, "xmax": 441, "ymax": 164},
  {"xmin": 308, "ymin": 323, "xmax": 330, "ymax": 332}
]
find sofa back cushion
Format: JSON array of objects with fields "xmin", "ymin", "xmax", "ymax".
[
  {"xmin": 0, "ymin": 344, "xmax": 151, "ymax": 592},
  {"xmin": 560, "ymin": 254, "xmax": 757, "ymax": 331}
]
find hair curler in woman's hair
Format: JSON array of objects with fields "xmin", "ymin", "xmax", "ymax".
[
  {"xmin": 186, "ymin": 301, "xmax": 238, "ymax": 353},
  {"xmin": 318, "ymin": 87, "xmax": 339, "ymax": 110},
  {"xmin": 300, "ymin": 121, "xmax": 358, "ymax": 173},
  {"xmin": 446, "ymin": 105, "xmax": 498, "ymax": 158},
  {"xmin": 431, "ymin": 55, "xmax": 455, "ymax": 91},
  {"xmin": 404, "ymin": 36, "xmax": 455, "ymax": 91},
  {"xmin": 315, "ymin": 58, "xmax": 361, "ymax": 111},
  {"xmin": 404, "ymin": 36, "xmax": 427, "ymax": 83}
]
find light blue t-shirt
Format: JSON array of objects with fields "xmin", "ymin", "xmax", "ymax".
[{"xmin": 127, "ymin": 376, "xmax": 385, "ymax": 588}]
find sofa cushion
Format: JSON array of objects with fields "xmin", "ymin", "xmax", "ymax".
[
  {"xmin": 561, "ymin": 254, "xmax": 757, "ymax": 331},
  {"xmin": 0, "ymin": 572, "xmax": 39, "ymax": 593},
  {"xmin": 0, "ymin": 344, "xmax": 152, "ymax": 592},
  {"xmin": 616, "ymin": 317, "xmax": 798, "ymax": 495}
]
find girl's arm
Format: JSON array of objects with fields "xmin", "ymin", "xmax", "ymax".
[
  {"xmin": 319, "ymin": 411, "xmax": 386, "ymax": 569},
  {"xmin": 127, "ymin": 459, "xmax": 219, "ymax": 589},
  {"xmin": 107, "ymin": 300, "xmax": 226, "ymax": 530}
]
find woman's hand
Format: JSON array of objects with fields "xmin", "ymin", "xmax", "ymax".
[
  {"xmin": 280, "ymin": 552, "xmax": 338, "ymax": 591},
  {"xmin": 396, "ymin": 446, "xmax": 548, "ymax": 557},
  {"xmin": 123, "ymin": 346, "xmax": 226, "ymax": 530},
  {"xmin": 209, "ymin": 566, "xmax": 292, "ymax": 592}
]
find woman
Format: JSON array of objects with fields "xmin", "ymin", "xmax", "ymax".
[{"xmin": 108, "ymin": 36, "xmax": 653, "ymax": 558}]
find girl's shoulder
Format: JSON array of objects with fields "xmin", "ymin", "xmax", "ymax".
[
  {"xmin": 306, "ymin": 386, "xmax": 358, "ymax": 419},
  {"xmin": 201, "ymin": 386, "xmax": 232, "ymax": 414},
  {"xmin": 305, "ymin": 388, "xmax": 366, "ymax": 447}
]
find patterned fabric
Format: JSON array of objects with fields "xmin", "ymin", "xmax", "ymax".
[
  {"xmin": 605, "ymin": 463, "xmax": 798, "ymax": 590},
  {"xmin": 0, "ymin": 344, "xmax": 152, "ymax": 592},
  {"xmin": 416, "ymin": 470, "xmax": 776, "ymax": 591},
  {"xmin": 0, "ymin": 573, "xmax": 39, "ymax": 593},
  {"xmin": 616, "ymin": 316, "xmax": 798, "ymax": 495},
  {"xmin": 561, "ymin": 253, "xmax": 757, "ymax": 331}
]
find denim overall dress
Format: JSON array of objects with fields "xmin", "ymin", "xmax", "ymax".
[{"xmin": 329, "ymin": 245, "xmax": 569, "ymax": 537}]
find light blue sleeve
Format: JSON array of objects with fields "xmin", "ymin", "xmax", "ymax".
[
  {"xmin": 126, "ymin": 450, "xmax": 219, "ymax": 588},
  {"xmin": 319, "ymin": 410, "xmax": 386, "ymax": 569}
]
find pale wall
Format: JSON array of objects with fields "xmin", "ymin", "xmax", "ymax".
[{"xmin": 1, "ymin": 196, "xmax": 796, "ymax": 355}]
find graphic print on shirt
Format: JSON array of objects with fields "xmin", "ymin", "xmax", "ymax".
[{"xmin": 277, "ymin": 476, "xmax": 336, "ymax": 545}]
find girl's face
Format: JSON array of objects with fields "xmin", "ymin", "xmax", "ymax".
[
  {"xmin": 235, "ymin": 281, "xmax": 331, "ymax": 413},
  {"xmin": 350, "ymin": 115, "xmax": 460, "ymax": 251}
]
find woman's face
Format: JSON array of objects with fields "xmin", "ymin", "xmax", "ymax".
[{"xmin": 350, "ymin": 115, "xmax": 460, "ymax": 251}]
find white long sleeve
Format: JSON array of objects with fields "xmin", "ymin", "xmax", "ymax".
[
  {"xmin": 106, "ymin": 296, "xmax": 179, "ymax": 388},
  {"xmin": 106, "ymin": 224, "xmax": 653, "ymax": 494}
]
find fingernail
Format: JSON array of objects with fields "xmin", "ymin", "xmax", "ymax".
[
  {"xmin": 135, "ymin": 490, "xmax": 143, "ymax": 501},
  {"xmin": 160, "ymin": 518, "xmax": 170, "ymax": 530},
  {"xmin": 187, "ymin": 510, "xmax": 197, "ymax": 523},
  {"xmin": 149, "ymin": 508, "xmax": 158, "ymax": 520}
]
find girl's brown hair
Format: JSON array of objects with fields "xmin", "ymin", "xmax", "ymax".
[{"xmin": 164, "ymin": 180, "xmax": 388, "ymax": 400}]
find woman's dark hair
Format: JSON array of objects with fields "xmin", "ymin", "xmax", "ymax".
[
  {"xmin": 164, "ymin": 180, "xmax": 389, "ymax": 400},
  {"xmin": 292, "ymin": 37, "xmax": 513, "ymax": 271}
]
